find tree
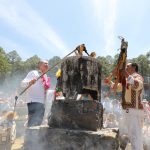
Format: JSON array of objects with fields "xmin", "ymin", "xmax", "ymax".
[
  {"xmin": 0, "ymin": 47, "xmax": 10, "ymax": 84},
  {"xmin": 48, "ymin": 56, "xmax": 61, "ymax": 67},
  {"xmin": 0, "ymin": 47, "xmax": 6, "ymax": 56},
  {"xmin": 97, "ymin": 56, "xmax": 113, "ymax": 78},
  {"xmin": 105, "ymin": 55, "xmax": 114, "ymax": 64},
  {"xmin": 131, "ymin": 54, "xmax": 150, "ymax": 77},
  {"xmin": 146, "ymin": 51, "xmax": 150, "ymax": 59},
  {"xmin": 6, "ymin": 50, "xmax": 21, "ymax": 63},
  {"xmin": 24, "ymin": 55, "xmax": 41, "ymax": 72},
  {"xmin": 6, "ymin": 50, "xmax": 22, "ymax": 76},
  {"xmin": 48, "ymin": 56, "xmax": 61, "ymax": 73}
]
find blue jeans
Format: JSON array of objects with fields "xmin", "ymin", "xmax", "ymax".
[{"xmin": 27, "ymin": 102, "xmax": 45, "ymax": 127}]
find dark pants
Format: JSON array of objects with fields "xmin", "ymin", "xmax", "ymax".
[{"xmin": 27, "ymin": 102, "xmax": 45, "ymax": 127}]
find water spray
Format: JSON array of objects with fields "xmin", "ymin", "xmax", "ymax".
[{"xmin": 13, "ymin": 44, "xmax": 89, "ymax": 112}]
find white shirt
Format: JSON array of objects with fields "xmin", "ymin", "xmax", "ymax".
[{"xmin": 21, "ymin": 70, "xmax": 46, "ymax": 104}]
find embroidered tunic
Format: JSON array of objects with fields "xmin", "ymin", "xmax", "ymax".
[{"xmin": 122, "ymin": 72, "xmax": 144, "ymax": 109}]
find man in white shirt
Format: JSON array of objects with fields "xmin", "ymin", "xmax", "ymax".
[{"xmin": 21, "ymin": 60, "xmax": 50, "ymax": 127}]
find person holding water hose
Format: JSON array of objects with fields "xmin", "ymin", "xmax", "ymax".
[
  {"xmin": 21, "ymin": 60, "xmax": 50, "ymax": 127},
  {"xmin": 17, "ymin": 44, "xmax": 88, "ymax": 126}
]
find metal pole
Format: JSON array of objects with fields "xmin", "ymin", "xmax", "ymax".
[{"xmin": 14, "ymin": 47, "xmax": 78, "ymax": 110}]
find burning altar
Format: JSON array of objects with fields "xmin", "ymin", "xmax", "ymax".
[
  {"xmin": 24, "ymin": 56, "xmax": 119, "ymax": 150},
  {"xmin": 48, "ymin": 56, "xmax": 103, "ymax": 131}
]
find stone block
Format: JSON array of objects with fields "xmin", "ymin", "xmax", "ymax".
[
  {"xmin": 24, "ymin": 127, "xmax": 119, "ymax": 150},
  {"xmin": 48, "ymin": 100, "xmax": 103, "ymax": 131},
  {"xmin": 60, "ymin": 56, "xmax": 101, "ymax": 100}
]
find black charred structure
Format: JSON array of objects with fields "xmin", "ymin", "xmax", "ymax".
[
  {"xmin": 48, "ymin": 56, "xmax": 103, "ymax": 131},
  {"xmin": 60, "ymin": 56, "xmax": 101, "ymax": 100}
]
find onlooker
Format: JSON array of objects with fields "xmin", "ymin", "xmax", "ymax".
[
  {"xmin": 0, "ymin": 111, "xmax": 16, "ymax": 149},
  {"xmin": 79, "ymin": 93, "xmax": 93, "ymax": 101}
]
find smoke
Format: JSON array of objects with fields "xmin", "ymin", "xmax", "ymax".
[
  {"xmin": 102, "ymin": 96, "xmax": 150, "ymax": 149},
  {"xmin": 142, "ymin": 100, "xmax": 150, "ymax": 149},
  {"xmin": 0, "ymin": 74, "xmax": 56, "ymax": 149},
  {"xmin": 43, "ymin": 89, "xmax": 55, "ymax": 125},
  {"xmin": 102, "ymin": 98, "xmax": 122, "ymax": 128},
  {"xmin": 1, "ymin": 74, "xmax": 149, "ymax": 149}
]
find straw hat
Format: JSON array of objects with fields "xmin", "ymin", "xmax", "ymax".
[{"xmin": 4, "ymin": 111, "xmax": 18, "ymax": 120}]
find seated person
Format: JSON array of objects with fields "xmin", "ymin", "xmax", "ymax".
[
  {"xmin": 79, "ymin": 93, "xmax": 93, "ymax": 101},
  {"xmin": 0, "ymin": 111, "xmax": 17, "ymax": 144}
]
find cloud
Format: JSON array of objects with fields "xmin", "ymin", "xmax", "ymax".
[
  {"xmin": 103, "ymin": 0, "xmax": 118, "ymax": 53},
  {"xmin": 0, "ymin": 0, "xmax": 69, "ymax": 56},
  {"xmin": 91, "ymin": 0, "xmax": 104, "ymax": 20},
  {"xmin": 88, "ymin": 0, "xmax": 118, "ymax": 55}
]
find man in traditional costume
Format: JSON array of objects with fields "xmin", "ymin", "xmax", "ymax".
[{"xmin": 105, "ymin": 63, "xmax": 144, "ymax": 150}]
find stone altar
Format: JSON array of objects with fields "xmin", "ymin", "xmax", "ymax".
[
  {"xmin": 48, "ymin": 56, "xmax": 103, "ymax": 131},
  {"xmin": 24, "ymin": 56, "xmax": 119, "ymax": 150}
]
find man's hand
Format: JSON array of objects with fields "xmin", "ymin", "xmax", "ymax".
[{"xmin": 29, "ymin": 79, "xmax": 36, "ymax": 85}]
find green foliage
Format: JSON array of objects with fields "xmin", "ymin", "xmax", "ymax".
[
  {"xmin": 24, "ymin": 55, "xmax": 41, "ymax": 72},
  {"xmin": 6, "ymin": 50, "xmax": 22, "ymax": 76},
  {"xmin": 6, "ymin": 50, "xmax": 21, "ymax": 63},
  {"xmin": 97, "ymin": 52, "xmax": 150, "ymax": 81},
  {"xmin": 0, "ymin": 46, "xmax": 149, "ymax": 89},
  {"xmin": 48, "ymin": 56, "xmax": 61, "ymax": 74},
  {"xmin": 131, "ymin": 53, "xmax": 150, "ymax": 76},
  {"xmin": 146, "ymin": 51, "xmax": 150, "ymax": 58},
  {"xmin": 0, "ymin": 47, "xmax": 10, "ymax": 84},
  {"xmin": 0, "ymin": 47, "xmax": 6, "ymax": 55},
  {"xmin": 48, "ymin": 56, "xmax": 61, "ymax": 67},
  {"xmin": 97, "ymin": 56, "xmax": 112, "ymax": 77}
]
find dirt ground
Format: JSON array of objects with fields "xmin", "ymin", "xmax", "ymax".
[{"xmin": 12, "ymin": 136, "xmax": 24, "ymax": 150}]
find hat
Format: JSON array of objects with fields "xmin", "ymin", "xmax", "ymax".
[{"xmin": 4, "ymin": 111, "xmax": 18, "ymax": 120}]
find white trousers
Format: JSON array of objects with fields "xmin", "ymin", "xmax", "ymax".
[{"xmin": 123, "ymin": 108, "xmax": 144, "ymax": 150}]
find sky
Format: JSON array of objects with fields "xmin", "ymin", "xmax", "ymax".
[{"xmin": 0, "ymin": 0, "xmax": 150, "ymax": 60}]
